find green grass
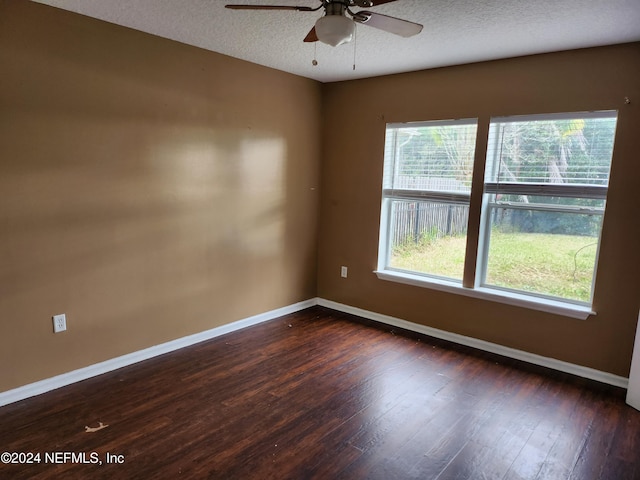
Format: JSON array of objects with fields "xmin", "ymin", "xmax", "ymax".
[
  {"xmin": 392, "ymin": 234, "xmax": 467, "ymax": 280},
  {"xmin": 391, "ymin": 231, "xmax": 598, "ymax": 302}
]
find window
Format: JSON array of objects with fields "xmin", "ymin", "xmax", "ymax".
[
  {"xmin": 379, "ymin": 119, "xmax": 478, "ymax": 281},
  {"xmin": 377, "ymin": 111, "xmax": 618, "ymax": 317}
]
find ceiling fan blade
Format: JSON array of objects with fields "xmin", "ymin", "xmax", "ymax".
[
  {"xmin": 226, "ymin": 4, "xmax": 316, "ymax": 11},
  {"xmin": 303, "ymin": 26, "xmax": 319, "ymax": 43},
  {"xmin": 352, "ymin": 11, "xmax": 423, "ymax": 37},
  {"xmin": 352, "ymin": 0, "xmax": 399, "ymax": 6}
]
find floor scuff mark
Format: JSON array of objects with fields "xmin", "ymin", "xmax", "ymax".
[{"xmin": 85, "ymin": 422, "xmax": 109, "ymax": 433}]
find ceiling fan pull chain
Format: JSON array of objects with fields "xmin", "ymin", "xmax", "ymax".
[
  {"xmin": 352, "ymin": 23, "xmax": 357, "ymax": 71},
  {"xmin": 312, "ymin": 42, "xmax": 318, "ymax": 66}
]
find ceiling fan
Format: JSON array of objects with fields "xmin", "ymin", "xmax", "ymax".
[{"xmin": 225, "ymin": 0, "xmax": 423, "ymax": 47}]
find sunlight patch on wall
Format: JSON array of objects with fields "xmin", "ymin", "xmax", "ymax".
[
  {"xmin": 237, "ymin": 137, "xmax": 286, "ymax": 257},
  {"xmin": 148, "ymin": 129, "xmax": 287, "ymax": 258}
]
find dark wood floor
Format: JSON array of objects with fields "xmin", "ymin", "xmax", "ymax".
[{"xmin": 1, "ymin": 306, "xmax": 639, "ymax": 479}]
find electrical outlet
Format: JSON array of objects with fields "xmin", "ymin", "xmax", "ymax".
[
  {"xmin": 341, "ymin": 266, "xmax": 348, "ymax": 278},
  {"xmin": 53, "ymin": 314, "xmax": 67, "ymax": 333}
]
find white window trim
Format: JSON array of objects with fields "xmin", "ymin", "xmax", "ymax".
[{"xmin": 374, "ymin": 269, "xmax": 594, "ymax": 320}]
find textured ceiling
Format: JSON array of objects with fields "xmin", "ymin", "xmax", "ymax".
[{"xmin": 31, "ymin": 0, "xmax": 640, "ymax": 83}]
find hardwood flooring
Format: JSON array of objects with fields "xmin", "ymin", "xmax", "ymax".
[{"xmin": 1, "ymin": 306, "xmax": 639, "ymax": 479}]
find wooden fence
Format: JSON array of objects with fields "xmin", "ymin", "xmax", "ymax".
[{"xmin": 391, "ymin": 202, "xmax": 469, "ymax": 246}]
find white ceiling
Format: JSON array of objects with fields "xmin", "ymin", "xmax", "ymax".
[{"xmin": 32, "ymin": 0, "xmax": 640, "ymax": 83}]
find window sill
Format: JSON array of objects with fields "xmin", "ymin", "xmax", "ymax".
[{"xmin": 374, "ymin": 270, "xmax": 594, "ymax": 320}]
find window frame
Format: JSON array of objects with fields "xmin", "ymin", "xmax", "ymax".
[
  {"xmin": 377, "ymin": 118, "xmax": 478, "ymax": 283},
  {"xmin": 376, "ymin": 110, "xmax": 618, "ymax": 320}
]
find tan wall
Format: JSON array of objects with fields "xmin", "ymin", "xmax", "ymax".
[
  {"xmin": 0, "ymin": 1, "xmax": 321, "ymax": 392},
  {"xmin": 318, "ymin": 43, "xmax": 640, "ymax": 377}
]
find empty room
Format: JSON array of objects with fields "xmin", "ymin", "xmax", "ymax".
[{"xmin": 1, "ymin": 0, "xmax": 640, "ymax": 478}]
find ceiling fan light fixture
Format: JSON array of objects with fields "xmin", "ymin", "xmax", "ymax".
[{"xmin": 315, "ymin": 14, "xmax": 355, "ymax": 47}]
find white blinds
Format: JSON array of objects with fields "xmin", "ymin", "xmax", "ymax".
[
  {"xmin": 485, "ymin": 111, "xmax": 618, "ymax": 199},
  {"xmin": 383, "ymin": 119, "xmax": 478, "ymax": 198}
]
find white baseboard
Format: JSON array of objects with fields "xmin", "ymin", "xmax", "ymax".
[
  {"xmin": 0, "ymin": 298, "xmax": 318, "ymax": 408},
  {"xmin": 1, "ymin": 296, "xmax": 627, "ymax": 408},
  {"xmin": 317, "ymin": 298, "xmax": 629, "ymax": 389}
]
